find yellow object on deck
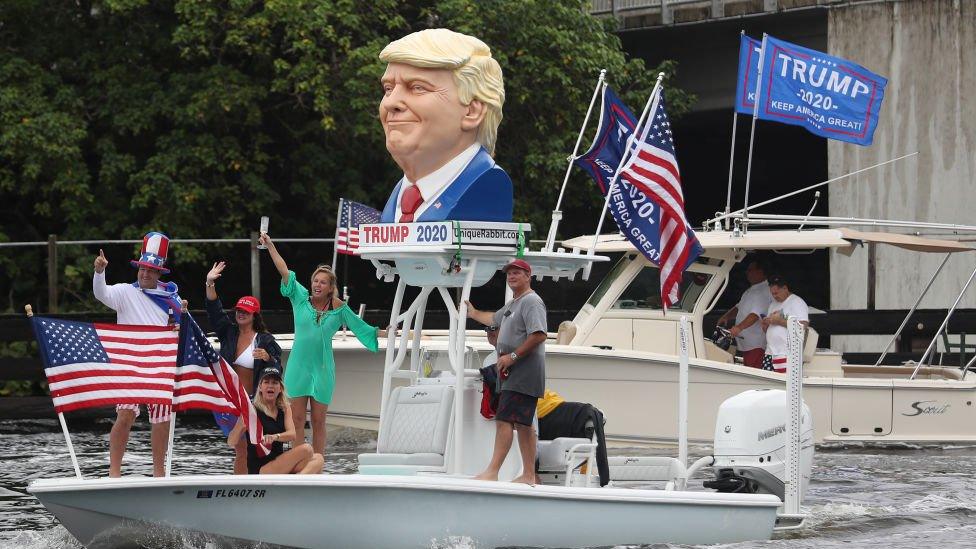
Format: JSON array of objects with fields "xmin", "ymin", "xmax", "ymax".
[{"xmin": 536, "ymin": 390, "xmax": 565, "ymax": 418}]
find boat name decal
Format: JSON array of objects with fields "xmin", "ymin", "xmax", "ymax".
[
  {"xmin": 411, "ymin": 391, "xmax": 428, "ymax": 399},
  {"xmin": 197, "ymin": 489, "xmax": 266, "ymax": 499},
  {"xmin": 902, "ymin": 401, "xmax": 951, "ymax": 417},
  {"xmin": 758, "ymin": 424, "xmax": 786, "ymax": 441}
]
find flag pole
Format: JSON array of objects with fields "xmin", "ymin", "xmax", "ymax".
[
  {"xmin": 544, "ymin": 69, "xmax": 607, "ymax": 252},
  {"xmin": 741, "ymin": 33, "xmax": 768, "ymax": 230},
  {"xmin": 165, "ymin": 298, "xmax": 187, "ymax": 478},
  {"xmin": 27, "ymin": 304, "xmax": 83, "ymax": 479},
  {"xmin": 723, "ymin": 30, "xmax": 746, "ymax": 229},
  {"xmin": 583, "ymin": 72, "xmax": 666, "ymax": 280},
  {"xmin": 342, "ymin": 200, "xmax": 351, "ymax": 339},
  {"xmin": 331, "ymin": 198, "xmax": 344, "ymax": 270}
]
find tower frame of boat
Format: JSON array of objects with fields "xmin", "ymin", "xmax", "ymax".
[{"xmin": 30, "ymin": 229, "xmax": 814, "ymax": 547}]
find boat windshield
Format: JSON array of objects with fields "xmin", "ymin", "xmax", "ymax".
[
  {"xmin": 586, "ymin": 255, "xmax": 632, "ymax": 308},
  {"xmin": 612, "ymin": 266, "xmax": 712, "ymax": 312}
]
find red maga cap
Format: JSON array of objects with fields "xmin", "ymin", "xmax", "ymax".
[
  {"xmin": 235, "ymin": 296, "xmax": 261, "ymax": 313},
  {"xmin": 502, "ymin": 259, "xmax": 531, "ymax": 275}
]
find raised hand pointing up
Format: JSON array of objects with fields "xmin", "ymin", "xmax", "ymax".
[{"xmin": 94, "ymin": 249, "xmax": 108, "ymax": 274}]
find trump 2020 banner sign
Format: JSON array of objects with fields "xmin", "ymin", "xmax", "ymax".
[{"xmin": 736, "ymin": 34, "xmax": 888, "ymax": 146}]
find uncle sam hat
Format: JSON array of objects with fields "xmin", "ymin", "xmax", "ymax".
[{"xmin": 130, "ymin": 231, "xmax": 171, "ymax": 274}]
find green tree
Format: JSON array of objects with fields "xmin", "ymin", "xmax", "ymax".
[{"xmin": 0, "ymin": 0, "xmax": 691, "ymax": 312}]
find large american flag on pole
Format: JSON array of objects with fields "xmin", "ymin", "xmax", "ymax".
[
  {"xmin": 335, "ymin": 198, "xmax": 381, "ymax": 255},
  {"xmin": 617, "ymin": 90, "xmax": 703, "ymax": 308},
  {"xmin": 176, "ymin": 314, "xmax": 270, "ymax": 456},
  {"xmin": 31, "ymin": 317, "xmax": 178, "ymax": 413}
]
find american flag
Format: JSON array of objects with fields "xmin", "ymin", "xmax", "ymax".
[
  {"xmin": 617, "ymin": 90, "xmax": 703, "ymax": 307},
  {"xmin": 31, "ymin": 317, "xmax": 177, "ymax": 413},
  {"xmin": 176, "ymin": 314, "xmax": 270, "ymax": 456},
  {"xmin": 336, "ymin": 198, "xmax": 381, "ymax": 255}
]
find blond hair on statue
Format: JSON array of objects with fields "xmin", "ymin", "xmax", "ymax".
[{"xmin": 379, "ymin": 28, "xmax": 505, "ymax": 155}]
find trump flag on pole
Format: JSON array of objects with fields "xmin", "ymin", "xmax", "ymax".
[
  {"xmin": 576, "ymin": 86, "xmax": 667, "ymax": 264},
  {"xmin": 31, "ymin": 317, "xmax": 177, "ymax": 413},
  {"xmin": 734, "ymin": 34, "xmax": 763, "ymax": 114},
  {"xmin": 616, "ymin": 90, "xmax": 703, "ymax": 308},
  {"xmin": 738, "ymin": 34, "xmax": 887, "ymax": 146},
  {"xmin": 577, "ymin": 86, "xmax": 702, "ymax": 308}
]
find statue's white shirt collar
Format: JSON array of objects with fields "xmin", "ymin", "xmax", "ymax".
[{"xmin": 396, "ymin": 143, "xmax": 481, "ymax": 221}]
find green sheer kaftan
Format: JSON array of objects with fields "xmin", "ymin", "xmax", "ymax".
[{"xmin": 280, "ymin": 271, "xmax": 378, "ymax": 404}]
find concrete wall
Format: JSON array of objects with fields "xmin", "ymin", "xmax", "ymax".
[{"xmin": 827, "ymin": 0, "xmax": 976, "ymax": 352}]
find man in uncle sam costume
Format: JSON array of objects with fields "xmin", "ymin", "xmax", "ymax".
[
  {"xmin": 378, "ymin": 28, "xmax": 513, "ymax": 223},
  {"xmin": 92, "ymin": 231, "xmax": 182, "ymax": 477}
]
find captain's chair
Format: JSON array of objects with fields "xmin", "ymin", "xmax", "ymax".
[{"xmin": 358, "ymin": 385, "xmax": 454, "ymax": 475}]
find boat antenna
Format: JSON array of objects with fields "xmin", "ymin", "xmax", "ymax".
[
  {"xmin": 796, "ymin": 191, "xmax": 820, "ymax": 232},
  {"xmin": 709, "ymin": 151, "xmax": 918, "ymax": 227},
  {"xmin": 544, "ymin": 69, "xmax": 606, "ymax": 252}
]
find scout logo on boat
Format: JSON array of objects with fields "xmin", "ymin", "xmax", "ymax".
[{"xmin": 902, "ymin": 401, "xmax": 951, "ymax": 416}]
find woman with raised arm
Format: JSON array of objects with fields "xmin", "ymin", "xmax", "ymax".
[
  {"xmin": 257, "ymin": 233, "xmax": 379, "ymax": 457},
  {"xmin": 227, "ymin": 367, "xmax": 324, "ymax": 475},
  {"xmin": 205, "ymin": 260, "xmax": 283, "ymax": 474}
]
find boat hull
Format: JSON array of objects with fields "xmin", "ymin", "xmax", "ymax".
[
  {"xmin": 30, "ymin": 475, "xmax": 780, "ymax": 548},
  {"xmin": 326, "ymin": 340, "xmax": 976, "ymax": 445}
]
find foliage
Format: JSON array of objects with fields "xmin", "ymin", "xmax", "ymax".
[{"xmin": 0, "ymin": 0, "xmax": 692, "ymax": 312}]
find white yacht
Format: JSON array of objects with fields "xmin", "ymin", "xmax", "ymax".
[{"xmin": 314, "ymin": 227, "xmax": 976, "ymax": 446}]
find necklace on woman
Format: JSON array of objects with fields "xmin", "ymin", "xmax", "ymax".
[{"xmin": 310, "ymin": 296, "xmax": 331, "ymax": 324}]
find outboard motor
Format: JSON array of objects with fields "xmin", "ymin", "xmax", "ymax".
[{"xmin": 704, "ymin": 389, "xmax": 814, "ymax": 501}]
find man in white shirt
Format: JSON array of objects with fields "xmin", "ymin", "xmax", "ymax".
[
  {"xmin": 718, "ymin": 259, "xmax": 771, "ymax": 368},
  {"xmin": 377, "ymin": 28, "xmax": 513, "ymax": 223},
  {"xmin": 92, "ymin": 232, "xmax": 181, "ymax": 477},
  {"xmin": 761, "ymin": 275, "xmax": 809, "ymax": 373}
]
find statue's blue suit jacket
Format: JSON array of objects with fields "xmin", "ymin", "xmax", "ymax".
[{"xmin": 380, "ymin": 147, "xmax": 513, "ymax": 223}]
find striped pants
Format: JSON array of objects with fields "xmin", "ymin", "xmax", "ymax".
[{"xmin": 116, "ymin": 404, "xmax": 172, "ymax": 424}]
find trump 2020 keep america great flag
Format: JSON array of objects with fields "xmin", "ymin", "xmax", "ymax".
[{"xmin": 31, "ymin": 317, "xmax": 178, "ymax": 413}]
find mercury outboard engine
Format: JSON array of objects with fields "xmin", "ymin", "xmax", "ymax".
[{"xmin": 704, "ymin": 389, "xmax": 814, "ymax": 501}]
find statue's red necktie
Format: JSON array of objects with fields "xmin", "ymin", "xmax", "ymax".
[{"xmin": 399, "ymin": 185, "xmax": 424, "ymax": 223}]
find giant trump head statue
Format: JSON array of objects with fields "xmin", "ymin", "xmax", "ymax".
[{"xmin": 378, "ymin": 28, "xmax": 513, "ymax": 223}]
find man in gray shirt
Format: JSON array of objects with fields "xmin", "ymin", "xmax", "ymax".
[{"xmin": 466, "ymin": 259, "xmax": 547, "ymax": 484}]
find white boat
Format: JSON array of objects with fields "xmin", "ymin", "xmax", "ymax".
[
  {"xmin": 30, "ymin": 229, "xmax": 810, "ymax": 548},
  {"xmin": 310, "ymin": 226, "xmax": 976, "ymax": 446}
]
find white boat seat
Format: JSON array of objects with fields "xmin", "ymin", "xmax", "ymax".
[
  {"xmin": 803, "ymin": 326, "xmax": 819, "ymax": 364},
  {"xmin": 556, "ymin": 321, "xmax": 578, "ymax": 345},
  {"xmin": 536, "ymin": 437, "xmax": 594, "ymax": 471},
  {"xmin": 358, "ymin": 385, "xmax": 454, "ymax": 475},
  {"xmin": 607, "ymin": 456, "xmax": 686, "ymax": 489}
]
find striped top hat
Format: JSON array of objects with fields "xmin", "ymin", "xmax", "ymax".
[{"xmin": 130, "ymin": 232, "xmax": 171, "ymax": 274}]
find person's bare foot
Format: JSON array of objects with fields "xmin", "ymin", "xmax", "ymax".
[
  {"xmin": 511, "ymin": 474, "xmax": 535, "ymax": 485},
  {"xmin": 473, "ymin": 471, "xmax": 498, "ymax": 481}
]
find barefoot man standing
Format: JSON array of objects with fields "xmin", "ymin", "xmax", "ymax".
[{"xmin": 466, "ymin": 259, "xmax": 547, "ymax": 484}]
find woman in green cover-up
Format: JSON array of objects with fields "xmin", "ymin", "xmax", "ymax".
[{"xmin": 258, "ymin": 233, "xmax": 379, "ymax": 456}]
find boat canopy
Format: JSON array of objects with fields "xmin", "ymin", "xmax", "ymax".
[{"xmin": 563, "ymin": 229, "xmax": 973, "ymax": 256}]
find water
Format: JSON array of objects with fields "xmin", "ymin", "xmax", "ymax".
[{"xmin": 2, "ymin": 418, "xmax": 976, "ymax": 548}]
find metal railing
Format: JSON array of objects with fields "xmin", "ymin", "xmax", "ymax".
[{"xmin": 0, "ymin": 235, "xmax": 551, "ymax": 313}]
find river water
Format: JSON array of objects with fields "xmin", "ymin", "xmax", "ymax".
[{"xmin": 2, "ymin": 417, "xmax": 976, "ymax": 549}]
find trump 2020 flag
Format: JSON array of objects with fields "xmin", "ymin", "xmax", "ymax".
[
  {"xmin": 740, "ymin": 34, "xmax": 887, "ymax": 146},
  {"xmin": 734, "ymin": 34, "xmax": 763, "ymax": 114},
  {"xmin": 31, "ymin": 317, "xmax": 177, "ymax": 413},
  {"xmin": 576, "ymin": 86, "xmax": 703, "ymax": 308}
]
